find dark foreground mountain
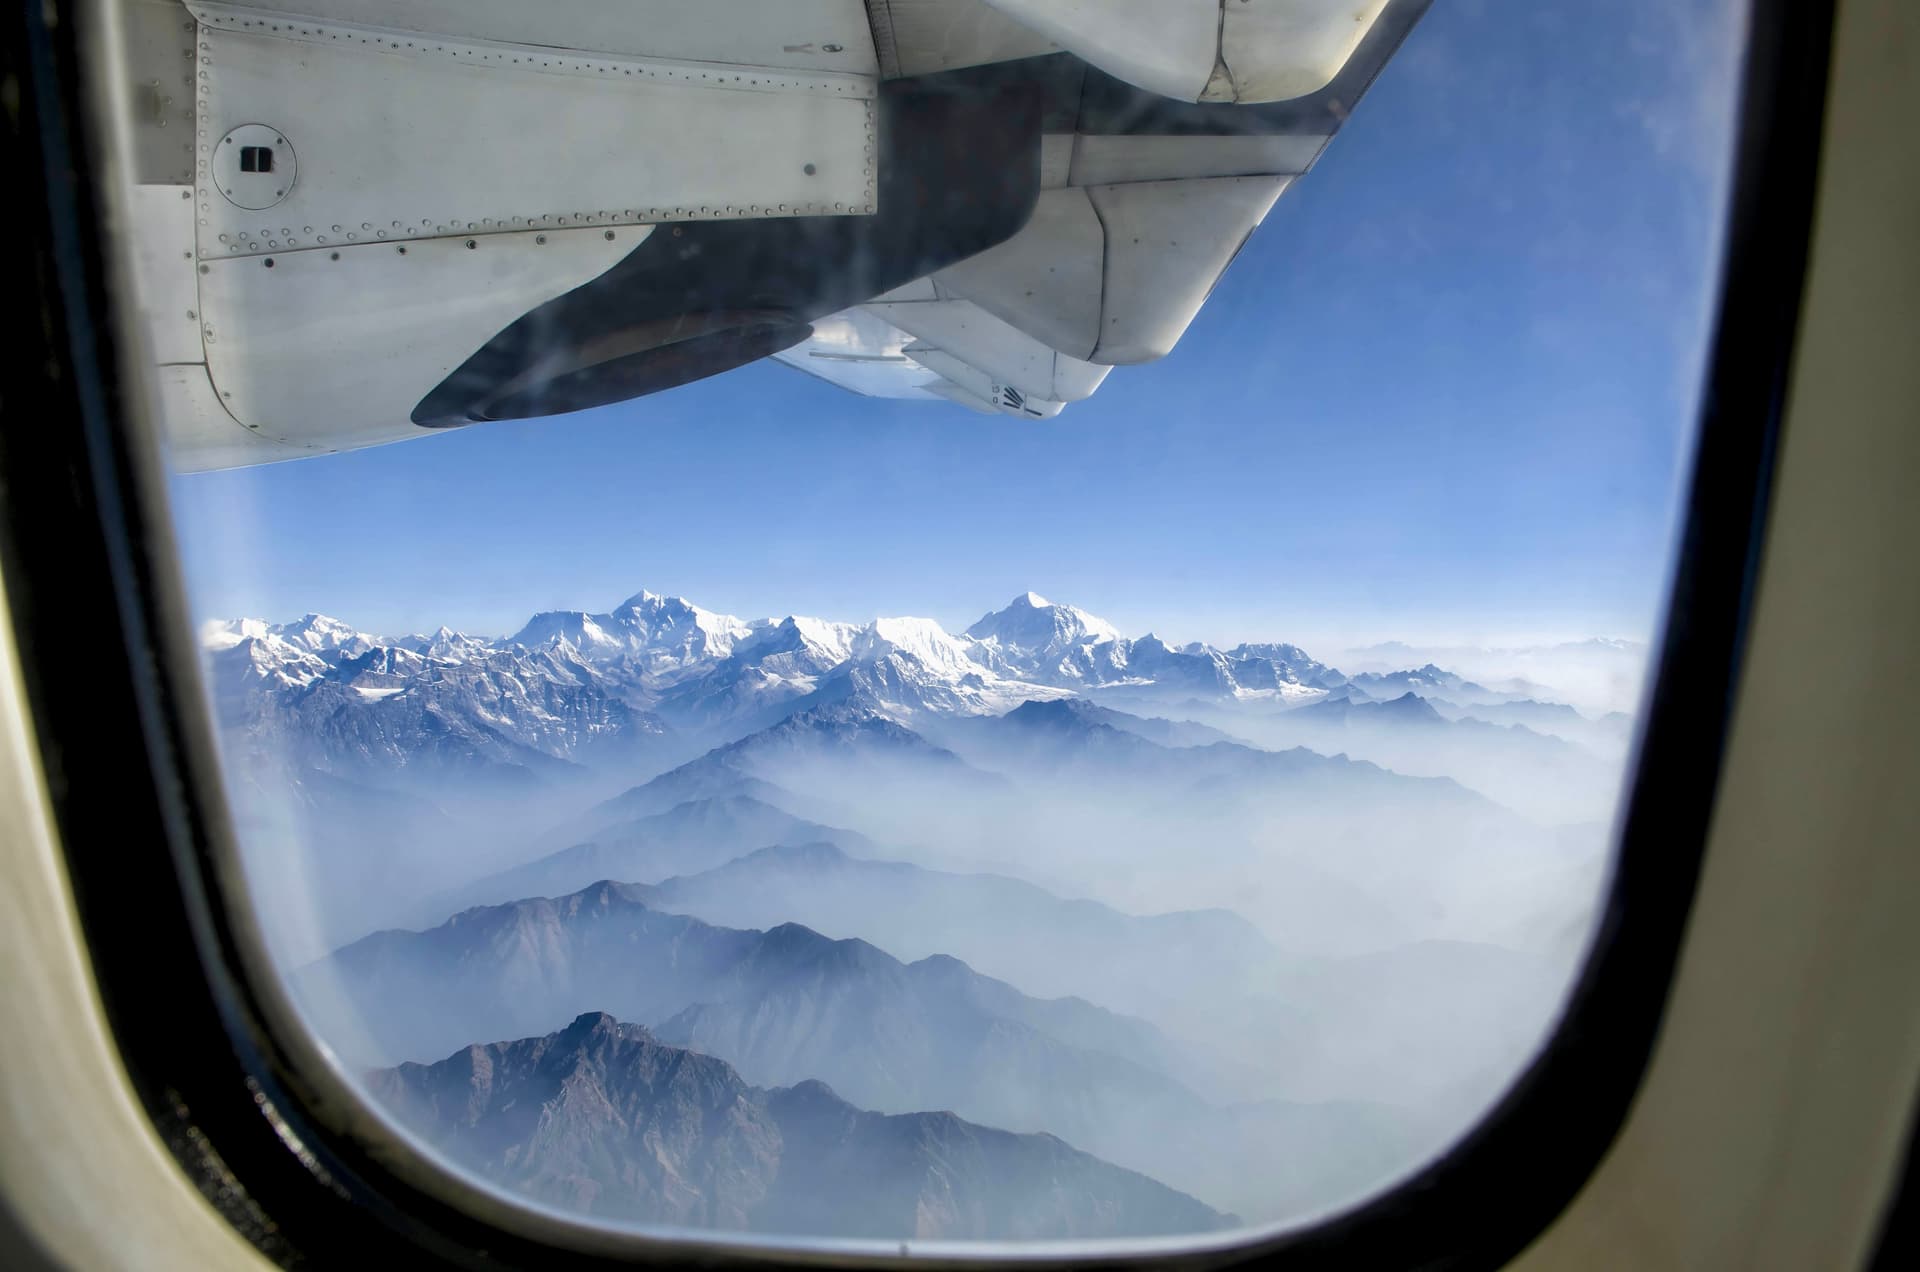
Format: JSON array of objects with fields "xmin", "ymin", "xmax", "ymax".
[{"xmin": 370, "ymin": 1012, "xmax": 1233, "ymax": 1239}]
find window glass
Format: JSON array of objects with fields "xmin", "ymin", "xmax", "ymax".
[{"xmin": 144, "ymin": 0, "xmax": 1746, "ymax": 1247}]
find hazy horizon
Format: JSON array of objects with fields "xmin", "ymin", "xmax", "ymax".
[
  {"xmin": 197, "ymin": 584, "xmax": 1656, "ymax": 719},
  {"xmin": 194, "ymin": 581, "xmax": 1656, "ymax": 660}
]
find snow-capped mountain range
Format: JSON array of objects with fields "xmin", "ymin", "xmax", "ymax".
[
  {"xmin": 503, "ymin": 590, "xmax": 754, "ymax": 673},
  {"xmin": 199, "ymin": 588, "xmax": 1624, "ymax": 810},
  {"xmin": 201, "ymin": 590, "xmax": 1358, "ymax": 775}
]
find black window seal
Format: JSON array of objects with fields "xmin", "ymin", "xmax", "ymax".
[{"xmin": 0, "ymin": 0, "xmax": 1832, "ymax": 1268}]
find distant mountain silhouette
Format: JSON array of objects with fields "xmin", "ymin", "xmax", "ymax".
[
  {"xmin": 639, "ymin": 839, "xmax": 1276, "ymax": 1040},
  {"xmin": 589, "ymin": 704, "xmax": 1006, "ymax": 830},
  {"xmin": 371, "ymin": 1012, "xmax": 1233, "ymax": 1239},
  {"xmin": 937, "ymin": 694, "xmax": 1492, "ymax": 809},
  {"xmin": 416, "ymin": 794, "xmax": 876, "ymax": 922}
]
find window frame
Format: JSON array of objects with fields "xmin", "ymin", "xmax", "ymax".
[{"xmin": 0, "ymin": 0, "xmax": 1834, "ymax": 1266}]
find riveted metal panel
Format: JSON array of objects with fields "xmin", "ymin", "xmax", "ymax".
[
  {"xmin": 124, "ymin": 0, "xmax": 200, "ymax": 184},
  {"xmin": 155, "ymin": 363, "xmax": 301, "ymax": 471},
  {"xmin": 126, "ymin": 184, "xmax": 205, "ymax": 364},
  {"xmin": 187, "ymin": 4, "xmax": 877, "ymax": 259},
  {"xmin": 200, "ymin": 0, "xmax": 880, "ymax": 76},
  {"xmin": 196, "ymin": 227, "xmax": 638, "ymax": 454}
]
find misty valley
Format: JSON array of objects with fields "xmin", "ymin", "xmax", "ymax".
[{"xmin": 202, "ymin": 589, "xmax": 1641, "ymax": 1240}]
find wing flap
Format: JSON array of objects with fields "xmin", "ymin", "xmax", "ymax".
[
  {"xmin": 934, "ymin": 175, "xmax": 1288, "ymax": 367},
  {"xmin": 867, "ymin": 297, "xmax": 1110, "ymax": 404},
  {"xmin": 771, "ymin": 310, "xmax": 949, "ymax": 400},
  {"xmin": 1086, "ymin": 175, "xmax": 1288, "ymax": 363},
  {"xmin": 933, "ymin": 189, "xmax": 1105, "ymax": 360}
]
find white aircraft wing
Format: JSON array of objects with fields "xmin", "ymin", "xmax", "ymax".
[{"xmin": 124, "ymin": 0, "xmax": 1428, "ymax": 467}]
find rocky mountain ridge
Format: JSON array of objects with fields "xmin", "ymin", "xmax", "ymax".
[{"xmin": 372, "ymin": 1011, "xmax": 1233, "ymax": 1239}]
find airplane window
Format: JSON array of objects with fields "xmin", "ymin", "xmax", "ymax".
[{"xmin": 115, "ymin": 0, "xmax": 1750, "ymax": 1253}]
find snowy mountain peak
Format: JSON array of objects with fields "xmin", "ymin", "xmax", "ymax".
[
  {"xmin": 811, "ymin": 648, "xmax": 1066, "ymax": 723},
  {"xmin": 508, "ymin": 610, "xmax": 606, "ymax": 650},
  {"xmin": 279, "ymin": 613, "xmax": 370, "ymax": 652},
  {"xmin": 611, "ymin": 589, "xmax": 734, "ymax": 628},
  {"xmin": 198, "ymin": 614, "xmax": 379, "ymax": 672},
  {"xmin": 388, "ymin": 625, "xmax": 492, "ymax": 663},
  {"xmin": 199, "ymin": 617, "xmax": 271, "ymax": 651},
  {"xmin": 752, "ymin": 614, "xmax": 859, "ymax": 666},
  {"xmin": 851, "ymin": 616, "xmax": 979, "ymax": 677},
  {"xmin": 964, "ymin": 592, "xmax": 1121, "ymax": 651},
  {"xmin": 505, "ymin": 590, "xmax": 753, "ymax": 669}
]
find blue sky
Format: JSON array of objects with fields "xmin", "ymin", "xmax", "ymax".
[{"xmin": 169, "ymin": 0, "xmax": 1745, "ymax": 652}]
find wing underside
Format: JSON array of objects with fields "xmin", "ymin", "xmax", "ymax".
[
  {"xmin": 774, "ymin": 146, "xmax": 1298, "ymax": 419},
  {"xmin": 774, "ymin": 29, "xmax": 1351, "ymax": 420}
]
